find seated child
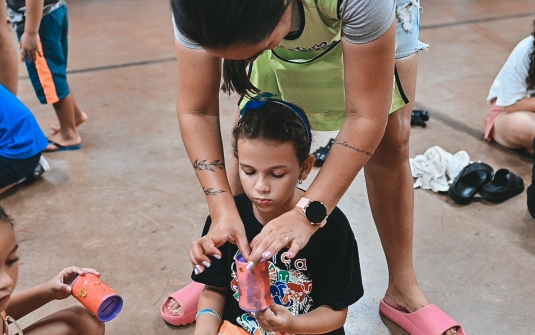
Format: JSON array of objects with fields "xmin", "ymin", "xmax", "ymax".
[
  {"xmin": 0, "ymin": 84, "xmax": 50, "ymax": 196},
  {"xmin": 0, "ymin": 206, "xmax": 105, "ymax": 335},
  {"xmin": 190, "ymin": 97, "xmax": 363, "ymax": 334}
]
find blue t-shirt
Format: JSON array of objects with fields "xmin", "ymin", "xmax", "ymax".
[{"xmin": 0, "ymin": 85, "xmax": 48, "ymax": 159}]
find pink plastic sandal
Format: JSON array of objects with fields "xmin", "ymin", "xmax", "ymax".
[
  {"xmin": 380, "ymin": 299, "xmax": 466, "ymax": 335},
  {"xmin": 160, "ymin": 281, "xmax": 205, "ymax": 327}
]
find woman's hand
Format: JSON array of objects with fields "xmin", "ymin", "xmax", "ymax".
[
  {"xmin": 190, "ymin": 213, "xmax": 251, "ymax": 272},
  {"xmin": 256, "ymin": 302, "xmax": 295, "ymax": 333},
  {"xmin": 19, "ymin": 32, "xmax": 41, "ymax": 62},
  {"xmin": 45, "ymin": 266, "xmax": 100, "ymax": 300},
  {"xmin": 248, "ymin": 207, "xmax": 318, "ymax": 266}
]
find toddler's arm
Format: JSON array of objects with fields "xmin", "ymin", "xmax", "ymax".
[
  {"xmin": 5, "ymin": 266, "xmax": 99, "ymax": 319},
  {"xmin": 194, "ymin": 285, "xmax": 227, "ymax": 335},
  {"xmin": 256, "ymin": 302, "xmax": 348, "ymax": 334},
  {"xmin": 19, "ymin": 0, "xmax": 44, "ymax": 62}
]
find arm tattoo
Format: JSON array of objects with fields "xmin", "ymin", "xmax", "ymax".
[
  {"xmin": 333, "ymin": 139, "xmax": 373, "ymax": 157},
  {"xmin": 203, "ymin": 187, "xmax": 227, "ymax": 196},
  {"xmin": 193, "ymin": 159, "xmax": 225, "ymax": 172}
]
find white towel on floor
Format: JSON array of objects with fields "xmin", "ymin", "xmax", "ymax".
[{"xmin": 409, "ymin": 146, "xmax": 470, "ymax": 192}]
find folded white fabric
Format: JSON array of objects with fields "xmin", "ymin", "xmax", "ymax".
[{"xmin": 409, "ymin": 146, "xmax": 470, "ymax": 192}]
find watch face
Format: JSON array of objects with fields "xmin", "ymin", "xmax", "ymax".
[{"xmin": 306, "ymin": 201, "xmax": 327, "ymax": 224}]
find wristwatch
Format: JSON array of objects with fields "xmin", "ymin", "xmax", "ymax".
[{"xmin": 296, "ymin": 197, "xmax": 328, "ymax": 227}]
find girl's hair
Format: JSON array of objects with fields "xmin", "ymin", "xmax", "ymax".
[
  {"xmin": 170, "ymin": 0, "xmax": 292, "ymax": 96},
  {"xmin": 232, "ymin": 100, "xmax": 311, "ymax": 165},
  {"xmin": 527, "ymin": 19, "xmax": 535, "ymax": 90},
  {"xmin": 0, "ymin": 206, "xmax": 14, "ymax": 227}
]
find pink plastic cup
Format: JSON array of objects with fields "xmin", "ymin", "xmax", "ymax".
[
  {"xmin": 71, "ymin": 273, "xmax": 123, "ymax": 322},
  {"xmin": 235, "ymin": 253, "xmax": 272, "ymax": 312}
]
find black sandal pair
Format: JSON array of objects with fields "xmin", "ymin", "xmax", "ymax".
[{"xmin": 448, "ymin": 162, "xmax": 525, "ymax": 204}]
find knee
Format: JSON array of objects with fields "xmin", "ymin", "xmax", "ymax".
[
  {"xmin": 374, "ymin": 124, "xmax": 411, "ymax": 165},
  {"xmin": 65, "ymin": 305, "xmax": 105, "ymax": 335},
  {"xmin": 500, "ymin": 115, "xmax": 535, "ymax": 145}
]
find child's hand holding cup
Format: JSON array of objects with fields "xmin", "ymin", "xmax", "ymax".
[{"xmin": 64, "ymin": 267, "xmax": 123, "ymax": 322}]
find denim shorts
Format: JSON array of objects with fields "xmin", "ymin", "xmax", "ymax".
[
  {"xmin": 395, "ymin": 0, "xmax": 429, "ymax": 59},
  {"xmin": 0, "ymin": 153, "xmax": 40, "ymax": 188}
]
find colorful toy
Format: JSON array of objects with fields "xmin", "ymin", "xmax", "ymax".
[
  {"xmin": 235, "ymin": 254, "xmax": 272, "ymax": 312},
  {"xmin": 71, "ymin": 273, "xmax": 123, "ymax": 322}
]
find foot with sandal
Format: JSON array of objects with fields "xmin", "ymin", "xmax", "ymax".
[{"xmin": 45, "ymin": 94, "xmax": 84, "ymax": 153}]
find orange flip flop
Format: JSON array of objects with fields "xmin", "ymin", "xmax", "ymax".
[{"xmin": 160, "ymin": 281, "xmax": 205, "ymax": 327}]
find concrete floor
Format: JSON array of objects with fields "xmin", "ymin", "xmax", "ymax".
[{"xmin": 2, "ymin": 0, "xmax": 535, "ymax": 334}]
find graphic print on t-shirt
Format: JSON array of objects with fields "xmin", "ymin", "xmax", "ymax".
[{"xmin": 231, "ymin": 250, "xmax": 313, "ymax": 335}]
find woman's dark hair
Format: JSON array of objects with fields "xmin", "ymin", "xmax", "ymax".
[
  {"xmin": 170, "ymin": 0, "xmax": 291, "ymax": 96},
  {"xmin": 232, "ymin": 101, "xmax": 311, "ymax": 165},
  {"xmin": 0, "ymin": 205, "xmax": 14, "ymax": 227},
  {"xmin": 527, "ymin": 20, "xmax": 535, "ymax": 90}
]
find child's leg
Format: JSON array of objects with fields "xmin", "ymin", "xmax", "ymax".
[
  {"xmin": 492, "ymin": 111, "xmax": 535, "ymax": 153},
  {"xmin": 49, "ymin": 91, "xmax": 87, "ymax": 134},
  {"xmin": 0, "ymin": 5, "xmax": 18, "ymax": 94},
  {"xmin": 23, "ymin": 305, "xmax": 104, "ymax": 335},
  {"xmin": 46, "ymin": 93, "xmax": 82, "ymax": 149}
]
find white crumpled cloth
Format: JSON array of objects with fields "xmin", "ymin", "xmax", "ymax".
[{"xmin": 409, "ymin": 146, "xmax": 470, "ymax": 192}]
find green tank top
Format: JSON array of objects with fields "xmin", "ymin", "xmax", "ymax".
[{"xmin": 240, "ymin": 0, "xmax": 407, "ymax": 131}]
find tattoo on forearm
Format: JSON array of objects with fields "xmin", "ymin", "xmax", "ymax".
[
  {"xmin": 203, "ymin": 187, "xmax": 227, "ymax": 196},
  {"xmin": 333, "ymin": 140, "xmax": 373, "ymax": 157},
  {"xmin": 193, "ymin": 159, "xmax": 225, "ymax": 172}
]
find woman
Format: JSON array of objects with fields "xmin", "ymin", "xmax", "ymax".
[{"xmin": 167, "ymin": 0, "xmax": 463, "ymax": 334}]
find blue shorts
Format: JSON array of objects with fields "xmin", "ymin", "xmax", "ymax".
[
  {"xmin": 0, "ymin": 153, "xmax": 40, "ymax": 188},
  {"xmin": 395, "ymin": 0, "xmax": 429, "ymax": 59},
  {"xmin": 19, "ymin": 4, "xmax": 70, "ymax": 104}
]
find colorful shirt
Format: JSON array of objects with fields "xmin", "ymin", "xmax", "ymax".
[
  {"xmin": 192, "ymin": 193, "xmax": 363, "ymax": 335},
  {"xmin": 6, "ymin": 0, "xmax": 66, "ymax": 34}
]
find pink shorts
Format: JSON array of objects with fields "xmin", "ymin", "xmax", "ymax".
[{"xmin": 484, "ymin": 99, "xmax": 506, "ymax": 142}]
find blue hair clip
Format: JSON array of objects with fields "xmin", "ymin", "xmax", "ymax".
[{"xmin": 239, "ymin": 92, "xmax": 312, "ymax": 143}]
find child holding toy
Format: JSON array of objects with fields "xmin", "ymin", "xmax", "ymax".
[
  {"xmin": 0, "ymin": 205, "xmax": 104, "ymax": 335},
  {"xmin": 190, "ymin": 96, "xmax": 363, "ymax": 334}
]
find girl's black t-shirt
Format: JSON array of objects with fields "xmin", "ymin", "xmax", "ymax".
[{"xmin": 192, "ymin": 193, "xmax": 363, "ymax": 335}]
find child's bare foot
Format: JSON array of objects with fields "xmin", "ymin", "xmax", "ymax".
[
  {"xmin": 165, "ymin": 298, "xmax": 183, "ymax": 316},
  {"xmin": 50, "ymin": 110, "xmax": 87, "ymax": 135}
]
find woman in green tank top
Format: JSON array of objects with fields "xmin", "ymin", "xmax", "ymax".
[{"xmin": 165, "ymin": 0, "xmax": 463, "ymax": 334}]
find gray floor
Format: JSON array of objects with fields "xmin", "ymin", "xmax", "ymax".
[{"xmin": 2, "ymin": 0, "xmax": 535, "ymax": 334}]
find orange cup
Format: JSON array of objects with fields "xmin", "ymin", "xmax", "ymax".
[
  {"xmin": 71, "ymin": 273, "xmax": 123, "ymax": 322},
  {"xmin": 235, "ymin": 253, "xmax": 272, "ymax": 312}
]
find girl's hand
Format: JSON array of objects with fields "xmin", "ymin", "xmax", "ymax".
[
  {"xmin": 189, "ymin": 236, "xmax": 223, "ymax": 274},
  {"xmin": 190, "ymin": 213, "xmax": 250, "ymax": 269},
  {"xmin": 249, "ymin": 207, "xmax": 318, "ymax": 266},
  {"xmin": 256, "ymin": 302, "xmax": 294, "ymax": 332},
  {"xmin": 45, "ymin": 267, "xmax": 100, "ymax": 300},
  {"xmin": 19, "ymin": 32, "xmax": 42, "ymax": 63}
]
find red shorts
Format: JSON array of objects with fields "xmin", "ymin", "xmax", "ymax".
[{"xmin": 484, "ymin": 99, "xmax": 506, "ymax": 142}]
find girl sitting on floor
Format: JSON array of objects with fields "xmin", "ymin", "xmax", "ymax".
[
  {"xmin": 189, "ymin": 96, "xmax": 363, "ymax": 334},
  {"xmin": 0, "ymin": 206, "xmax": 105, "ymax": 335}
]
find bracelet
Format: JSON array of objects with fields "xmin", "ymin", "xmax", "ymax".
[{"xmin": 195, "ymin": 308, "xmax": 222, "ymax": 322}]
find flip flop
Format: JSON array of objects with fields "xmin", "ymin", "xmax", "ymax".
[
  {"xmin": 380, "ymin": 299, "xmax": 466, "ymax": 335},
  {"xmin": 160, "ymin": 281, "xmax": 204, "ymax": 328},
  {"xmin": 448, "ymin": 162, "xmax": 494, "ymax": 204},
  {"xmin": 479, "ymin": 169, "xmax": 525, "ymax": 203},
  {"xmin": 45, "ymin": 140, "xmax": 82, "ymax": 153}
]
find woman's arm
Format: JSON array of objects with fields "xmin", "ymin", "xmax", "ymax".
[
  {"xmin": 175, "ymin": 41, "xmax": 251, "ymax": 265},
  {"xmin": 256, "ymin": 303, "xmax": 347, "ymax": 334},
  {"xmin": 505, "ymin": 97, "xmax": 535, "ymax": 113},
  {"xmin": 193, "ymin": 285, "xmax": 228, "ymax": 335},
  {"xmin": 249, "ymin": 20, "xmax": 397, "ymax": 263}
]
